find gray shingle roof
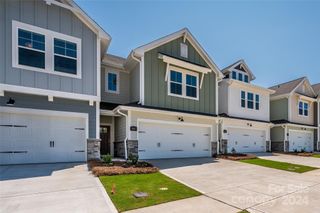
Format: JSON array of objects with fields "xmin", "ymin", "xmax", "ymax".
[
  {"xmin": 269, "ymin": 77, "xmax": 306, "ymax": 96},
  {"xmin": 312, "ymin": 83, "xmax": 320, "ymax": 95}
]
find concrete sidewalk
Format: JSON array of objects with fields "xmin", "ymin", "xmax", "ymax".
[{"xmin": 0, "ymin": 163, "xmax": 117, "ymax": 213}]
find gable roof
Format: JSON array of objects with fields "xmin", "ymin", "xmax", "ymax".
[
  {"xmin": 102, "ymin": 54, "xmax": 126, "ymax": 69},
  {"xmin": 131, "ymin": 28, "xmax": 224, "ymax": 79},
  {"xmin": 312, "ymin": 83, "xmax": 320, "ymax": 96},
  {"xmin": 222, "ymin": 59, "xmax": 256, "ymax": 81},
  {"xmin": 50, "ymin": 0, "xmax": 111, "ymax": 55},
  {"xmin": 269, "ymin": 77, "xmax": 317, "ymax": 97}
]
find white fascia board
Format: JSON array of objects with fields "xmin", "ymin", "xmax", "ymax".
[
  {"xmin": 227, "ymin": 79, "xmax": 275, "ymax": 94},
  {"xmin": 294, "ymin": 93, "xmax": 318, "ymax": 102},
  {"xmin": 114, "ymin": 105, "xmax": 218, "ymax": 120},
  {"xmin": 1, "ymin": 83, "xmax": 99, "ymax": 102},
  {"xmin": 221, "ymin": 117, "xmax": 271, "ymax": 126},
  {"xmin": 132, "ymin": 28, "xmax": 224, "ymax": 79},
  {"xmin": 100, "ymin": 109, "xmax": 119, "ymax": 116},
  {"xmin": 159, "ymin": 54, "xmax": 212, "ymax": 74}
]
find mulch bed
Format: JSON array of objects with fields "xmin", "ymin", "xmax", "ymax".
[
  {"xmin": 281, "ymin": 152, "xmax": 314, "ymax": 157},
  {"xmin": 218, "ymin": 153, "xmax": 257, "ymax": 161},
  {"xmin": 88, "ymin": 160, "xmax": 159, "ymax": 176}
]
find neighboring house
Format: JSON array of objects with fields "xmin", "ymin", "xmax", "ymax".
[
  {"xmin": 218, "ymin": 60, "xmax": 274, "ymax": 153},
  {"xmin": 269, "ymin": 77, "xmax": 318, "ymax": 152},
  {"xmin": 0, "ymin": 0, "xmax": 111, "ymax": 164},
  {"xmin": 100, "ymin": 28, "xmax": 224, "ymax": 159},
  {"xmin": 312, "ymin": 83, "xmax": 320, "ymax": 151}
]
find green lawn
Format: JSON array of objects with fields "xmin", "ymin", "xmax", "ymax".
[
  {"xmin": 240, "ymin": 158, "xmax": 317, "ymax": 173},
  {"xmin": 312, "ymin": 154, "xmax": 320, "ymax": 158},
  {"xmin": 238, "ymin": 210, "xmax": 250, "ymax": 213},
  {"xmin": 99, "ymin": 172, "xmax": 201, "ymax": 212}
]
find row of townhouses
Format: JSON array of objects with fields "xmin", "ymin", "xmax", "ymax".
[{"xmin": 0, "ymin": 0, "xmax": 319, "ymax": 164}]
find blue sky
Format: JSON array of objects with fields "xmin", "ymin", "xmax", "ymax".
[{"xmin": 76, "ymin": 0, "xmax": 320, "ymax": 87}]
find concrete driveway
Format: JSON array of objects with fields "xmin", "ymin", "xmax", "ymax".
[
  {"xmin": 0, "ymin": 163, "xmax": 116, "ymax": 213},
  {"xmin": 257, "ymin": 153, "xmax": 320, "ymax": 168},
  {"xmin": 128, "ymin": 158, "xmax": 320, "ymax": 213}
]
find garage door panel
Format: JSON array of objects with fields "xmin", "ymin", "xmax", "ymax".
[
  {"xmin": 228, "ymin": 128, "xmax": 266, "ymax": 153},
  {"xmin": 0, "ymin": 112, "xmax": 86, "ymax": 165},
  {"xmin": 138, "ymin": 122, "xmax": 211, "ymax": 159},
  {"xmin": 289, "ymin": 131, "xmax": 313, "ymax": 152}
]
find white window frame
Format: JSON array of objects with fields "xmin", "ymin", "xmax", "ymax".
[
  {"xmin": 12, "ymin": 20, "xmax": 82, "ymax": 79},
  {"xmin": 241, "ymin": 91, "xmax": 260, "ymax": 110},
  {"xmin": 180, "ymin": 43, "xmax": 188, "ymax": 58},
  {"xmin": 255, "ymin": 94, "xmax": 260, "ymax": 110},
  {"xmin": 241, "ymin": 91, "xmax": 246, "ymax": 108},
  {"xmin": 298, "ymin": 100, "xmax": 309, "ymax": 117},
  {"xmin": 168, "ymin": 66, "xmax": 199, "ymax": 101},
  {"xmin": 106, "ymin": 70, "xmax": 120, "ymax": 94},
  {"xmin": 231, "ymin": 69, "xmax": 249, "ymax": 83}
]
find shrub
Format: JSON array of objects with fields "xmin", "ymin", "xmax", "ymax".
[
  {"xmin": 231, "ymin": 148, "xmax": 236, "ymax": 154},
  {"xmin": 101, "ymin": 154, "xmax": 112, "ymax": 164},
  {"xmin": 128, "ymin": 153, "xmax": 139, "ymax": 165}
]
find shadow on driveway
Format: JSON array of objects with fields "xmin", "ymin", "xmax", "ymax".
[
  {"xmin": 0, "ymin": 163, "xmax": 83, "ymax": 181},
  {"xmin": 147, "ymin": 157, "xmax": 218, "ymax": 170}
]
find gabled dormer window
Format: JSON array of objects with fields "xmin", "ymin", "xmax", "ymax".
[{"xmin": 231, "ymin": 70, "xmax": 249, "ymax": 83}]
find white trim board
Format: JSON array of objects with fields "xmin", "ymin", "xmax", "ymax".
[
  {"xmin": 12, "ymin": 20, "xmax": 82, "ymax": 79},
  {"xmin": 1, "ymin": 83, "xmax": 99, "ymax": 103}
]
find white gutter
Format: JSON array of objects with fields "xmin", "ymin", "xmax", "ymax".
[
  {"xmin": 131, "ymin": 52, "xmax": 143, "ymax": 104},
  {"xmin": 116, "ymin": 109, "xmax": 128, "ymax": 159}
]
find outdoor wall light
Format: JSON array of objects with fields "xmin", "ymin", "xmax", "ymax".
[
  {"xmin": 178, "ymin": 116, "xmax": 184, "ymax": 122},
  {"xmin": 6, "ymin": 97, "xmax": 15, "ymax": 106}
]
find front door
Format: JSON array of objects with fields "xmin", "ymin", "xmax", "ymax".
[{"xmin": 100, "ymin": 126, "xmax": 110, "ymax": 155}]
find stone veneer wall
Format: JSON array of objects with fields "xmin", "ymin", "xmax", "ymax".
[
  {"xmin": 271, "ymin": 141, "xmax": 284, "ymax": 152},
  {"xmin": 220, "ymin": 139, "xmax": 228, "ymax": 154},
  {"xmin": 114, "ymin": 141, "xmax": 125, "ymax": 158},
  {"xmin": 211, "ymin": 142, "xmax": 217, "ymax": 157},
  {"xmin": 127, "ymin": 140, "xmax": 138, "ymax": 157},
  {"xmin": 87, "ymin": 138, "xmax": 101, "ymax": 160},
  {"xmin": 266, "ymin": 141, "xmax": 271, "ymax": 152}
]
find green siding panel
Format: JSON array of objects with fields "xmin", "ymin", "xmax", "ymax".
[
  {"xmin": 271, "ymin": 126, "xmax": 284, "ymax": 141},
  {"xmin": 270, "ymin": 99, "xmax": 288, "ymax": 121},
  {"xmin": 144, "ymin": 37, "xmax": 216, "ymax": 114}
]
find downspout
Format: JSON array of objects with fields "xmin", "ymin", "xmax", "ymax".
[
  {"xmin": 117, "ymin": 109, "xmax": 128, "ymax": 159},
  {"xmin": 318, "ymin": 100, "xmax": 320, "ymax": 151},
  {"xmin": 131, "ymin": 52, "xmax": 142, "ymax": 104}
]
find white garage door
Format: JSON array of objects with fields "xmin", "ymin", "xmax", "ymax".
[
  {"xmin": 228, "ymin": 128, "xmax": 266, "ymax": 153},
  {"xmin": 289, "ymin": 130, "xmax": 313, "ymax": 152},
  {"xmin": 138, "ymin": 122, "xmax": 211, "ymax": 159},
  {"xmin": 0, "ymin": 112, "xmax": 86, "ymax": 165}
]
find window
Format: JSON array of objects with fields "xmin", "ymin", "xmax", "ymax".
[
  {"xmin": 241, "ymin": 91, "xmax": 246, "ymax": 108},
  {"xmin": 180, "ymin": 43, "xmax": 188, "ymax": 58},
  {"xmin": 255, "ymin": 94, "xmax": 260, "ymax": 110},
  {"xmin": 18, "ymin": 29, "xmax": 45, "ymax": 69},
  {"xmin": 247, "ymin": 92, "xmax": 254, "ymax": 109},
  {"xmin": 170, "ymin": 71, "xmax": 183, "ymax": 95},
  {"xmin": 54, "ymin": 38, "xmax": 77, "ymax": 74},
  {"xmin": 232, "ymin": 71, "xmax": 237, "ymax": 80},
  {"xmin": 186, "ymin": 74, "xmax": 197, "ymax": 98},
  {"xmin": 299, "ymin": 101, "xmax": 309, "ymax": 116},
  {"xmin": 106, "ymin": 71, "xmax": 119, "ymax": 93},
  {"xmin": 13, "ymin": 20, "xmax": 81, "ymax": 78},
  {"xmin": 238, "ymin": 73, "xmax": 243, "ymax": 81},
  {"xmin": 244, "ymin": 75, "xmax": 249, "ymax": 83},
  {"xmin": 168, "ymin": 68, "xmax": 199, "ymax": 100}
]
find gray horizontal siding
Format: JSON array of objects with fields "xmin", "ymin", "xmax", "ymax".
[
  {"xmin": 115, "ymin": 116, "xmax": 126, "ymax": 142},
  {"xmin": 270, "ymin": 99, "xmax": 288, "ymax": 121},
  {"xmin": 0, "ymin": 92, "xmax": 97, "ymax": 138},
  {"xmin": 1, "ymin": 0, "xmax": 97, "ymax": 96}
]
